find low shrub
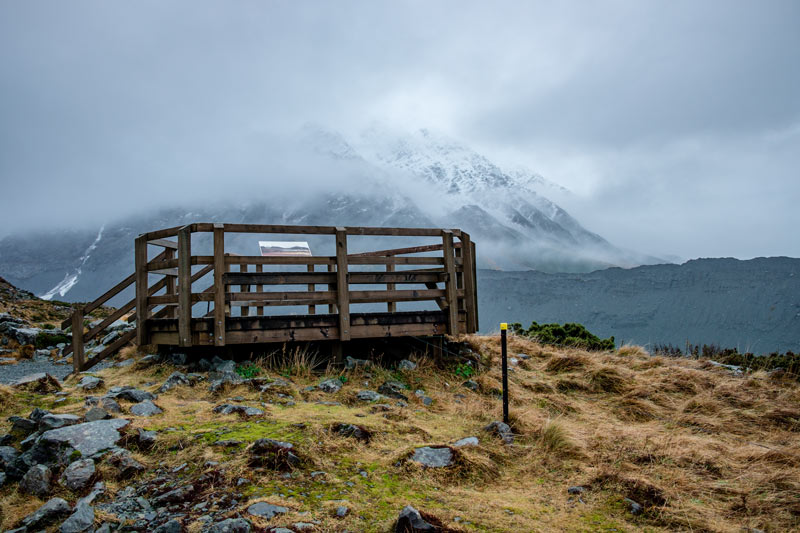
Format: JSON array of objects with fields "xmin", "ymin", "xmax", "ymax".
[{"xmin": 511, "ymin": 321, "xmax": 614, "ymax": 351}]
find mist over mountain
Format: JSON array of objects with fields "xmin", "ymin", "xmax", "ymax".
[{"xmin": 0, "ymin": 126, "xmax": 661, "ymax": 304}]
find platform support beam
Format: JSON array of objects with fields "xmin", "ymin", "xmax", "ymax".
[
  {"xmin": 335, "ymin": 227, "xmax": 350, "ymax": 341},
  {"xmin": 178, "ymin": 226, "xmax": 192, "ymax": 347},
  {"xmin": 213, "ymin": 223, "xmax": 226, "ymax": 346}
]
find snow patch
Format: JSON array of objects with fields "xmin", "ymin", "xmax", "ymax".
[{"xmin": 40, "ymin": 225, "xmax": 104, "ymax": 300}]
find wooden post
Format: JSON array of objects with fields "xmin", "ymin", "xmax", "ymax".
[
  {"xmin": 442, "ymin": 230, "xmax": 459, "ymax": 335},
  {"xmin": 471, "ymin": 240, "xmax": 479, "ymax": 332},
  {"xmin": 386, "ymin": 263, "xmax": 396, "ymax": 313},
  {"xmin": 455, "ymin": 242, "xmax": 464, "ymax": 312},
  {"xmin": 213, "ymin": 223, "xmax": 226, "ymax": 347},
  {"xmin": 178, "ymin": 226, "xmax": 192, "ymax": 347},
  {"xmin": 461, "ymin": 233, "xmax": 477, "ymax": 333},
  {"xmin": 134, "ymin": 235, "xmax": 148, "ymax": 346},
  {"xmin": 71, "ymin": 307, "xmax": 84, "ymax": 373},
  {"xmin": 256, "ymin": 263, "xmax": 264, "ymax": 316},
  {"xmin": 335, "ymin": 228, "xmax": 350, "ymax": 341},
  {"xmin": 240, "ymin": 263, "xmax": 250, "ymax": 317},
  {"xmin": 327, "ymin": 263, "xmax": 337, "ymax": 314},
  {"xmin": 307, "ymin": 263, "xmax": 316, "ymax": 315},
  {"xmin": 163, "ymin": 248, "xmax": 177, "ymax": 318}
]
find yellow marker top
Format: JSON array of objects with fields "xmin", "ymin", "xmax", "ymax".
[{"xmin": 500, "ymin": 322, "xmax": 508, "ymax": 330}]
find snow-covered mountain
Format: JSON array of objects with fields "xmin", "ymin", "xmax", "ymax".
[{"xmin": 0, "ymin": 126, "xmax": 665, "ymax": 304}]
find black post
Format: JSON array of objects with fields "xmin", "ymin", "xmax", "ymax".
[{"xmin": 501, "ymin": 322, "xmax": 509, "ymax": 424}]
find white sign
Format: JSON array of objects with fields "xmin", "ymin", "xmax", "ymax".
[{"xmin": 258, "ymin": 241, "xmax": 312, "ymax": 256}]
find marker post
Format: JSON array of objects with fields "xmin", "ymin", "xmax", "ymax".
[{"xmin": 500, "ymin": 322, "xmax": 509, "ymax": 424}]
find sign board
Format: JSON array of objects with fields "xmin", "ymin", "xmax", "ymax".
[{"xmin": 259, "ymin": 241, "xmax": 312, "ymax": 256}]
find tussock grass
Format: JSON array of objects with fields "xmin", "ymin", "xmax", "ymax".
[
  {"xmin": 617, "ymin": 343, "xmax": 650, "ymax": 358},
  {"xmin": 545, "ymin": 353, "xmax": 588, "ymax": 373},
  {"xmin": 586, "ymin": 365, "xmax": 629, "ymax": 393}
]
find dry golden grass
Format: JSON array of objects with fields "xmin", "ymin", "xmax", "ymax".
[{"xmin": 1, "ymin": 334, "xmax": 799, "ymax": 532}]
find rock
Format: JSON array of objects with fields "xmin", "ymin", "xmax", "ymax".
[
  {"xmin": 462, "ymin": 379, "xmax": 478, "ymax": 391},
  {"xmin": 8, "ymin": 326, "xmax": 40, "ymax": 345},
  {"xmin": 252, "ymin": 377, "xmax": 292, "ymax": 392},
  {"xmin": 208, "ymin": 372, "xmax": 244, "ymax": 393},
  {"xmin": 213, "ymin": 404, "xmax": 264, "ymax": 417},
  {"xmin": 212, "ymin": 357, "xmax": 237, "ymax": 373},
  {"xmin": 356, "ymin": 390, "xmax": 386, "ymax": 402},
  {"xmin": 60, "ymin": 458, "xmax": 96, "ymax": 491},
  {"xmin": 129, "ymin": 400, "xmax": 163, "ymax": 416},
  {"xmin": 158, "ymin": 371, "xmax": 193, "ymax": 393},
  {"xmin": 137, "ymin": 428, "xmax": 157, "ymax": 448},
  {"xmin": 624, "ymin": 497, "xmax": 643, "ymax": 515},
  {"xmin": 398, "ymin": 359, "xmax": 417, "ymax": 370},
  {"xmin": 249, "ymin": 438, "xmax": 301, "ymax": 469},
  {"xmin": 378, "ymin": 380, "xmax": 409, "ymax": 400},
  {"xmin": 0, "ymin": 445, "xmax": 19, "ymax": 468},
  {"xmin": 410, "ymin": 446, "xmax": 454, "ymax": 468},
  {"xmin": 9, "ymin": 415, "xmax": 38, "ymax": 436},
  {"xmin": 94, "ymin": 523, "xmax": 114, "ymax": 533},
  {"xmin": 207, "ymin": 518, "xmax": 252, "ymax": 533},
  {"xmin": 153, "ymin": 484, "xmax": 194, "ymax": 506},
  {"xmin": 318, "ymin": 377, "xmax": 342, "ymax": 393},
  {"xmin": 0, "ymin": 433, "xmax": 13, "ymax": 445},
  {"xmin": 483, "ymin": 420, "xmax": 514, "ymax": 444},
  {"xmin": 78, "ymin": 376, "xmax": 104, "ymax": 390},
  {"xmin": 109, "ymin": 450, "xmax": 145, "ymax": 478},
  {"xmin": 247, "ymin": 501, "xmax": 288, "ymax": 519},
  {"xmin": 21, "ymin": 497, "xmax": 71, "ymax": 529},
  {"xmin": 39, "ymin": 419, "xmax": 130, "ymax": 459},
  {"xmin": 395, "ymin": 505, "xmax": 436, "ymax": 532},
  {"xmin": 39, "ymin": 413, "xmax": 82, "ymax": 432},
  {"xmin": 453, "ymin": 436, "xmax": 479, "ymax": 448},
  {"xmin": 335, "ymin": 505, "xmax": 349, "ymax": 517},
  {"xmin": 0, "ymin": 472, "xmax": 5, "ymax": 486},
  {"xmin": 136, "ymin": 353, "xmax": 163, "ymax": 368},
  {"xmin": 59, "ymin": 502, "xmax": 94, "ymax": 533},
  {"xmin": 414, "ymin": 390, "xmax": 433, "ymax": 406},
  {"xmin": 333, "ymin": 423, "xmax": 371, "ymax": 443},
  {"xmin": 12, "ymin": 372, "xmax": 62, "ymax": 392},
  {"xmin": 21, "ymin": 464, "xmax": 52, "ymax": 496},
  {"xmin": 345, "ymin": 356, "xmax": 372, "ymax": 370},
  {"xmin": 85, "ymin": 396, "xmax": 122, "ymax": 413},
  {"xmin": 105, "ymin": 386, "xmax": 156, "ymax": 403},
  {"xmin": 567, "ymin": 486, "xmax": 586, "ymax": 495},
  {"xmin": 153, "ymin": 519, "xmax": 183, "ymax": 533},
  {"xmin": 76, "ymin": 481, "xmax": 105, "ymax": 507},
  {"xmin": 169, "ymin": 352, "xmax": 187, "ymax": 366},
  {"xmin": 84, "ymin": 406, "xmax": 110, "ymax": 422}
]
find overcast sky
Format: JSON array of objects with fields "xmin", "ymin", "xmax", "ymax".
[{"xmin": 1, "ymin": 1, "xmax": 798, "ymax": 260}]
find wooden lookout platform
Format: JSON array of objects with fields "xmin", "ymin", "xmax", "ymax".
[{"xmin": 64, "ymin": 223, "xmax": 478, "ymax": 372}]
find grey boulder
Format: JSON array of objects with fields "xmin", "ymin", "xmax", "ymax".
[
  {"xmin": 247, "ymin": 501, "xmax": 288, "ymax": 519},
  {"xmin": 129, "ymin": 400, "xmax": 163, "ymax": 417},
  {"xmin": 410, "ymin": 446, "xmax": 453, "ymax": 468},
  {"xmin": 60, "ymin": 458, "xmax": 95, "ymax": 491},
  {"xmin": 378, "ymin": 380, "xmax": 409, "ymax": 400},
  {"xmin": 39, "ymin": 418, "xmax": 130, "ymax": 458},
  {"xmin": 59, "ymin": 502, "xmax": 94, "ymax": 533},
  {"xmin": 105, "ymin": 386, "xmax": 155, "ymax": 403},
  {"xmin": 453, "ymin": 436, "xmax": 479, "ymax": 448},
  {"xmin": 21, "ymin": 497, "xmax": 71, "ymax": 529},
  {"xmin": 395, "ymin": 505, "xmax": 436, "ymax": 532},
  {"xmin": 318, "ymin": 378, "xmax": 342, "ymax": 393},
  {"xmin": 483, "ymin": 421, "xmax": 514, "ymax": 445},
  {"xmin": 78, "ymin": 376, "xmax": 104, "ymax": 391},
  {"xmin": 207, "ymin": 518, "xmax": 252, "ymax": 533},
  {"xmin": 20, "ymin": 463, "xmax": 52, "ymax": 496}
]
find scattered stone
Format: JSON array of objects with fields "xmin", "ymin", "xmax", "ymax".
[
  {"xmin": 114, "ymin": 358, "xmax": 135, "ymax": 368},
  {"xmin": 78, "ymin": 375, "xmax": 104, "ymax": 390},
  {"xmin": 9, "ymin": 415, "xmax": 37, "ymax": 437},
  {"xmin": 84, "ymin": 406, "xmax": 110, "ymax": 422},
  {"xmin": 395, "ymin": 505, "xmax": 435, "ymax": 532},
  {"xmin": 398, "ymin": 359, "xmax": 417, "ymax": 371},
  {"xmin": 137, "ymin": 428, "xmax": 157, "ymax": 449},
  {"xmin": 129, "ymin": 400, "xmax": 163, "ymax": 417},
  {"xmin": 0, "ymin": 445, "xmax": 19, "ymax": 469},
  {"xmin": 153, "ymin": 519, "xmax": 183, "ymax": 533},
  {"xmin": 253, "ymin": 377, "xmax": 292, "ymax": 392},
  {"xmin": 0, "ymin": 433, "xmax": 13, "ymax": 445},
  {"xmin": 85, "ymin": 396, "xmax": 122, "ymax": 413},
  {"xmin": 356, "ymin": 390, "xmax": 386, "ymax": 402},
  {"xmin": 77, "ymin": 481, "xmax": 105, "ymax": 507},
  {"xmin": 105, "ymin": 386, "xmax": 156, "ymax": 403},
  {"xmin": 212, "ymin": 357, "xmax": 237, "ymax": 373},
  {"xmin": 410, "ymin": 446, "xmax": 454, "ymax": 468},
  {"xmin": 345, "ymin": 356, "xmax": 372, "ymax": 370},
  {"xmin": 207, "ymin": 518, "xmax": 252, "ymax": 533},
  {"xmin": 109, "ymin": 450, "xmax": 145, "ymax": 478},
  {"xmin": 249, "ymin": 438, "xmax": 301, "ymax": 470},
  {"xmin": 567, "ymin": 486, "xmax": 586, "ymax": 495},
  {"xmin": 136, "ymin": 354, "xmax": 163, "ymax": 368},
  {"xmin": 208, "ymin": 372, "xmax": 243, "ymax": 394},
  {"xmin": 39, "ymin": 413, "xmax": 82, "ymax": 432},
  {"xmin": 60, "ymin": 458, "xmax": 95, "ymax": 491},
  {"xmin": 158, "ymin": 371, "xmax": 194, "ymax": 393},
  {"xmin": 12, "ymin": 372, "xmax": 62, "ymax": 392},
  {"xmin": 318, "ymin": 377, "xmax": 343, "ymax": 393},
  {"xmin": 36, "ymin": 418, "xmax": 129, "ymax": 459},
  {"xmin": 462, "ymin": 379, "xmax": 478, "ymax": 391},
  {"xmin": 247, "ymin": 501, "xmax": 288, "ymax": 519},
  {"xmin": 378, "ymin": 380, "xmax": 409, "ymax": 400},
  {"xmin": 483, "ymin": 421, "xmax": 514, "ymax": 445},
  {"xmin": 168, "ymin": 352, "xmax": 188, "ymax": 366},
  {"xmin": 153, "ymin": 484, "xmax": 195, "ymax": 506},
  {"xmin": 21, "ymin": 497, "xmax": 71, "ymax": 530},
  {"xmin": 414, "ymin": 389, "xmax": 433, "ymax": 406},
  {"xmin": 624, "ymin": 497, "xmax": 643, "ymax": 515},
  {"xmin": 333, "ymin": 423, "xmax": 371, "ymax": 442},
  {"xmin": 213, "ymin": 404, "xmax": 264, "ymax": 417},
  {"xmin": 453, "ymin": 436, "xmax": 479, "ymax": 448},
  {"xmin": 21, "ymin": 464, "xmax": 52, "ymax": 496},
  {"xmin": 59, "ymin": 502, "xmax": 94, "ymax": 533},
  {"xmin": 335, "ymin": 505, "xmax": 349, "ymax": 517}
]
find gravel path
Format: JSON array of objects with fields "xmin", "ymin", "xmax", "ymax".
[{"xmin": 0, "ymin": 356, "xmax": 113, "ymax": 384}]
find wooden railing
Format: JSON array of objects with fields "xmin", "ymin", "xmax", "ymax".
[{"xmin": 67, "ymin": 223, "xmax": 478, "ymax": 371}]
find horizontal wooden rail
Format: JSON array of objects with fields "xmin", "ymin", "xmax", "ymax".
[{"xmin": 222, "ymin": 271, "xmax": 446, "ymax": 286}]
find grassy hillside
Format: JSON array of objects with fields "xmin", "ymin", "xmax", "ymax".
[{"xmin": 1, "ymin": 333, "xmax": 798, "ymax": 532}]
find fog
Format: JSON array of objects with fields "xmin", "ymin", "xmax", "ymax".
[{"xmin": 1, "ymin": 1, "xmax": 798, "ymax": 260}]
